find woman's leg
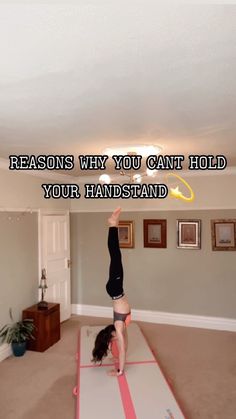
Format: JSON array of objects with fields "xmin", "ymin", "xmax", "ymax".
[
  {"xmin": 108, "ymin": 227, "xmax": 123, "ymax": 286},
  {"xmin": 108, "ymin": 207, "xmax": 121, "ymax": 228},
  {"xmin": 106, "ymin": 208, "xmax": 124, "ymax": 299}
]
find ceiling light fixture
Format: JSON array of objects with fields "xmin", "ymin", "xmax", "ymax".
[
  {"xmin": 99, "ymin": 144, "xmax": 162, "ymax": 184},
  {"xmin": 97, "ymin": 145, "xmax": 195, "ymax": 202},
  {"xmin": 103, "ymin": 144, "xmax": 162, "ymax": 158}
]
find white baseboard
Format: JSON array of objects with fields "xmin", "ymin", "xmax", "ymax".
[
  {"xmin": 71, "ymin": 304, "xmax": 236, "ymax": 332},
  {"xmin": 0, "ymin": 343, "xmax": 12, "ymax": 362}
]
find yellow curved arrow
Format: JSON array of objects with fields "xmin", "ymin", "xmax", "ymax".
[{"xmin": 166, "ymin": 173, "xmax": 195, "ymax": 202}]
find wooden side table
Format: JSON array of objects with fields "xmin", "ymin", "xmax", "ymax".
[{"xmin": 22, "ymin": 303, "xmax": 60, "ymax": 352}]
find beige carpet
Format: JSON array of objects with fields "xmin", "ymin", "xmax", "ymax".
[{"xmin": 0, "ymin": 315, "xmax": 235, "ymax": 419}]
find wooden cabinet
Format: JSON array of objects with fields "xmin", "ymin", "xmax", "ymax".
[{"xmin": 22, "ymin": 303, "xmax": 60, "ymax": 352}]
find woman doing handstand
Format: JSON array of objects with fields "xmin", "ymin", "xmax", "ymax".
[{"xmin": 92, "ymin": 207, "xmax": 131, "ymax": 376}]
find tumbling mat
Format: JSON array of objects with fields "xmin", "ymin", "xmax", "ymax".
[{"xmin": 74, "ymin": 323, "xmax": 186, "ymax": 419}]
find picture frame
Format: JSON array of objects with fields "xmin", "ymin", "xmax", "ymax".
[
  {"xmin": 177, "ymin": 219, "xmax": 201, "ymax": 249},
  {"xmin": 118, "ymin": 221, "xmax": 134, "ymax": 248},
  {"xmin": 143, "ymin": 219, "xmax": 167, "ymax": 248},
  {"xmin": 211, "ymin": 219, "xmax": 236, "ymax": 251}
]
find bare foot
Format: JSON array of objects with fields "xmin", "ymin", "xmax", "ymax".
[{"xmin": 108, "ymin": 207, "xmax": 121, "ymax": 227}]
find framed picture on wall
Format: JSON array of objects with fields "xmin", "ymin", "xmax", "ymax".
[
  {"xmin": 211, "ymin": 219, "xmax": 236, "ymax": 251},
  {"xmin": 177, "ymin": 219, "xmax": 201, "ymax": 249},
  {"xmin": 118, "ymin": 221, "xmax": 134, "ymax": 248},
  {"xmin": 143, "ymin": 219, "xmax": 167, "ymax": 248}
]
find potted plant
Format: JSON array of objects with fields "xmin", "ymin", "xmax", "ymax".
[{"xmin": 0, "ymin": 308, "xmax": 35, "ymax": 357}]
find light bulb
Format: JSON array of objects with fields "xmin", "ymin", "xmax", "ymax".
[
  {"xmin": 99, "ymin": 174, "xmax": 111, "ymax": 184},
  {"xmin": 133, "ymin": 174, "xmax": 142, "ymax": 183},
  {"xmin": 146, "ymin": 168, "xmax": 158, "ymax": 177}
]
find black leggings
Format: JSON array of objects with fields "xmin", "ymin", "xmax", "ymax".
[{"xmin": 106, "ymin": 227, "xmax": 124, "ymax": 300}]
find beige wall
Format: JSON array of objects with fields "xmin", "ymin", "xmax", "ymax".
[
  {"xmin": 71, "ymin": 171, "xmax": 236, "ymax": 212},
  {"xmin": 0, "ymin": 212, "xmax": 38, "ymax": 330},
  {"xmin": 0, "ymin": 169, "xmax": 69, "ymax": 341},
  {"xmin": 1, "ymin": 167, "xmax": 235, "ymax": 213},
  {"xmin": 71, "ymin": 209, "xmax": 236, "ymax": 319},
  {"xmin": 0, "ymin": 169, "xmax": 70, "ymax": 210},
  {"xmin": 0, "ymin": 167, "xmax": 236, "ymax": 332}
]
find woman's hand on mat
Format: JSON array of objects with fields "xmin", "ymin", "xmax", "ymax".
[
  {"xmin": 108, "ymin": 356, "xmax": 118, "ymax": 362},
  {"xmin": 107, "ymin": 369, "xmax": 118, "ymax": 376}
]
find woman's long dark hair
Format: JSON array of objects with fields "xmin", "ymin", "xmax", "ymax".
[{"xmin": 92, "ymin": 324, "xmax": 115, "ymax": 363}]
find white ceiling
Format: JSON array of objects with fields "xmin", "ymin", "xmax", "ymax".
[{"xmin": 0, "ymin": 2, "xmax": 236, "ymax": 176}]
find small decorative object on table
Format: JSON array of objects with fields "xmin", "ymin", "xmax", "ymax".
[{"xmin": 38, "ymin": 268, "xmax": 48, "ymax": 310}]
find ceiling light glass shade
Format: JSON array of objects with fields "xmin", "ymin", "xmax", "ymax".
[
  {"xmin": 103, "ymin": 144, "xmax": 162, "ymax": 157},
  {"xmin": 99, "ymin": 174, "xmax": 111, "ymax": 184},
  {"xmin": 146, "ymin": 168, "xmax": 158, "ymax": 177},
  {"xmin": 133, "ymin": 174, "xmax": 142, "ymax": 183}
]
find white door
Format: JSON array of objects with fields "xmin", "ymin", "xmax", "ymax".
[{"xmin": 39, "ymin": 212, "xmax": 71, "ymax": 322}]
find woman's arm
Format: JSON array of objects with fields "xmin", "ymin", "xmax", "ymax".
[
  {"xmin": 116, "ymin": 327, "xmax": 126, "ymax": 374},
  {"xmin": 124, "ymin": 326, "xmax": 128, "ymax": 353},
  {"xmin": 107, "ymin": 321, "xmax": 126, "ymax": 376}
]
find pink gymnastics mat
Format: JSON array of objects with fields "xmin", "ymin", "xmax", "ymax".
[{"xmin": 74, "ymin": 323, "xmax": 186, "ymax": 419}]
